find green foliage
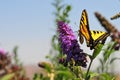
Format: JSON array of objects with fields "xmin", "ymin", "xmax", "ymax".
[
  {"xmin": 84, "ymin": 41, "xmax": 120, "ymax": 80},
  {"xmin": 13, "ymin": 46, "xmax": 26, "ymax": 74},
  {"xmin": 96, "ymin": 42, "xmax": 120, "ymax": 74},
  {"xmin": 33, "ymin": 74, "xmax": 49, "ymax": 80},
  {"xmin": 13, "ymin": 46, "xmax": 19, "ymax": 64},
  {"xmin": 13, "ymin": 46, "xmax": 22, "ymax": 67},
  {"xmin": 55, "ymin": 69, "xmax": 74, "ymax": 80},
  {"xmin": 34, "ymin": 63, "xmax": 75, "ymax": 80},
  {"xmin": 85, "ymin": 44, "xmax": 104, "ymax": 80},
  {"xmin": 54, "ymin": 64, "xmax": 75, "ymax": 79},
  {"xmin": 110, "ymin": 57, "xmax": 120, "ymax": 64},
  {"xmin": 52, "ymin": 0, "xmax": 71, "ymax": 23},
  {"xmin": 89, "ymin": 72, "xmax": 98, "ymax": 79},
  {"xmin": 98, "ymin": 73, "xmax": 115, "ymax": 80},
  {"xmin": 92, "ymin": 44, "xmax": 104, "ymax": 59},
  {"xmin": 103, "ymin": 42, "xmax": 116, "ymax": 62},
  {"xmin": 86, "ymin": 72, "xmax": 115, "ymax": 80},
  {"xmin": 1, "ymin": 73, "xmax": 15, "ymax": 80}
]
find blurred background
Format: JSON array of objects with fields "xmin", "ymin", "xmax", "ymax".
[{"xmin": 0, "ymin": 0, "xmax": 120, "ymax": 79}]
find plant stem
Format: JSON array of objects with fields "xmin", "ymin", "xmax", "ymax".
[{"xmin": 85, "ymin": 58, "xmax": 93, "ymax": 80}]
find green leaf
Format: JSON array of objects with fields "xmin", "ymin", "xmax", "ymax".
[
  {"xmin": 89, "ymin": 72, "xmax": 98, "ymax": 79},
  {"xmin": 66, "ymin": 5, "xmax": 71, "ymax": 12},
  {"xmin": 92, "ymin": 44, "xmax": 103, "ymax": 59},
  {"xmin": 104, "ymin": 50, "xmax": 113, "ymax": 62},
  {"xmin": 100, "ymin": 73, "xmax": 115, "ymax": 80},
  {"xmin": 73, "ymin": 78, "xmax": 83, "ymax": 80},
  {"xmin": 51, "ymin": 35, "xmax": 58, "ymax": 50},
  {"xmin": 56, "ymin": 70, "xmax": 74, "ymax": 79},
  {"xmin": 99, "ymin": 58, "xmax": 104, "ymax": 66},
  {"xmin": 44, "ymin": 63, "xmax": 52, "ymax": 73},
  {"xmin": 110, "ymin": 57, "xmax": 120, "ymax": 64},
  {"xmin": 39, "ymin": 62, "xmax": 53, "ymax": 73},
  {"xmin": 103, "ymin": 42, "xmax": 116, "ymax": 62},
  {"xmin": 13, "ymin": 46, "xmax": 22, "ymax": 66},
  {"xmin": 33, "ymin": 73, "xmax": 40, "ymax": 80},
  {"xmin": 85, "ymin": 75, "xmax": 90, "ymax": 80},
  {"xmin": 1, "ymin": 73, "xmax": 15, "ymax": 80}
]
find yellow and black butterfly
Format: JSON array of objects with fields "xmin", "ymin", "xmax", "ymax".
[{"xmin": 79, "ymin": 9, "xmax": 109, "ymax": 50}]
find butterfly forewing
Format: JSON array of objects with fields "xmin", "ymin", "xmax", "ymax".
[{"xmin": 79, "ymin": 9, "xmax": 93, "ymax": 45}]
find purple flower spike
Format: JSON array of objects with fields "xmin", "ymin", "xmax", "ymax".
[{"xmin": 58, "ymin": 21, "xmax": 87, "ymax": 67}]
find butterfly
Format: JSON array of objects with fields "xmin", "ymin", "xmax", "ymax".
[{"xmin": 79, "ymin": 9, "xmax": 109, "ymax": 50}]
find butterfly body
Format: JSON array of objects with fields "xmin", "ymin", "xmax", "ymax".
[{"xmin": 79, "ymin": 9, "xmax": 109, "ymax": 50}]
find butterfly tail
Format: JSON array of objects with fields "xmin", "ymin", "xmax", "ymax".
[{"xmin": 79, "ymin": 32, "xmax": 84, "ymax": 44}]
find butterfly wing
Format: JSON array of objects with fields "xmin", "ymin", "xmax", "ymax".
[
  {"xmin": 90, "ymin": 30, "xmax": 110, "ymax": 49},
  {"xmin": 79, "ymin": 9, "xmax": 109, "ymax": 50},
  {"xmin": 79, "ymin": 33, "xmax": 84, "ymax": 44},
  {"xmin": 79, "ymin": 9, "xmax": 93, "ymax": 47}
]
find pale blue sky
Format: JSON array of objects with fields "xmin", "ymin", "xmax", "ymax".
[{"xmin": 0, "ymin": 0, "xmax": 120, "ymax": 69}]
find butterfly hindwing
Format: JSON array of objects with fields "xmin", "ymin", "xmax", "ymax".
[
  {"xmin": 90, "ymin": 30, "xmax": 109, "ymax": 49},
  {"xmin": 90, "ymin": 30, "xmax": 108, "ymax": 41},
  {"xmin": 79, "ymin": 9, "xmax": 109, "ymax": 50},
  {"xmin": 79, "ymin": 33, "xmax": 84, "ymax": 44}
]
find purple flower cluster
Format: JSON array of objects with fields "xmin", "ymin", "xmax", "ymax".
[
  {"xmin": 58, "ymin": 21, "xmax": 87, "ymax": 67},
  {"xmin": 0, "ymin": 48, "xmax": 6, "ymax": 55}
]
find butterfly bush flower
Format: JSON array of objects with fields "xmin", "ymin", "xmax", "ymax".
[
  {"xmin": 58, "ymin": 21, "xmax": 87, "ymax": 67},
  {"xmin": 0, "ymin": 48, "xmax": 6, "ymax": 55}
]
